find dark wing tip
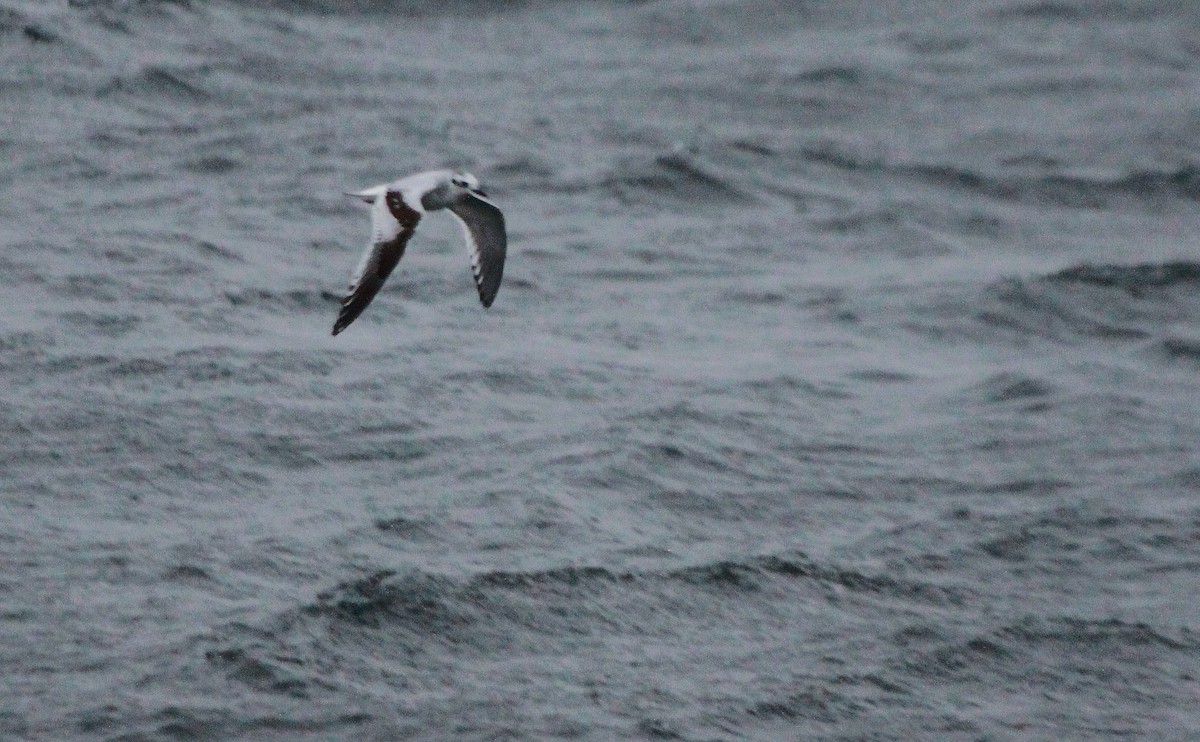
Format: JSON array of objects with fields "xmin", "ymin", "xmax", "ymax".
[
  {"xmin": 329, "ymin": 230, "xmax": 416, "ymax": 338},
  {"xmin": 331, "ymin": 286, "xmax": 369, "ymax": 336},
  {"xmin": 473, "ymin": 265, "xmax": 502, "ymax": 309},
  {"xmin": 331, "ymin": 312, "xmax": 349, "ymax": 336},
  {"xmin": 476, "ymin": 271, "xmax": 499, "ymax": 307}
]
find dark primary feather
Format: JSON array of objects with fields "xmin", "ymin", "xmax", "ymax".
[
  {"xmin": 331, "ymin": 189, "xmax": 422, "ymax": 336},
  {"xmin": 331, "ymin": 230, "xmax": 415, "ymax": 336},
  {"xmin": 447, "ymin": 192, "xmax": 507, "ymax": 308}
]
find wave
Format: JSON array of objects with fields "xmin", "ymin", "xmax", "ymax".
[
  {"xmin": 98, "ymin": 65, "xmax": 212, "ymax": 102},
  {"xmin": 800, "ymin": 143, "xmax": 1200, "ymax": 209},
  {"xmin": 198, "ymin": 549, "xmax": 969, "ymax": 711},
  {"xmin": 232, "ymin": 0, "xmax": 559, "ymax": 16},
  {"xmin": 224, "ymin": 286, "xmax": 338, "ymax": 312},
  {"xmin": 297, "ymin": 549, "xmax": 964, "ymax": 638},
  {"xmin": 602, "ymin": 152, "xmax": 754, "ymax": 206},
  {"xmin": 904, "ymin": 163, "xmax": 1200, "ymax": 208},
  {"xmin": 915, "ymin": 261, "xmax": 1200, "ymax": 346},
  {"xmin": 970, "ymin": 371, "xmax": 1055, "ymax": 407},
  {"xmin": 199, "ymin": 550, "xmax": 966, "ymax": 671},
  {"xmin": 306, "ymin": 569, "xmax": 471, "ymax": 634},
  {"xmin": 1047, "ymin": 261, "xmax": 1200, "ymax": 293},
  {"xmin": 988, "ymin": 0, "xmax": 1166, "ymax": 22},
  {"xmin": 0, "ymin": 7, "xmax": 57, "ymax": 43},
  {"xmin": 968, "ymin": 279, "xmax": 1149, "ymax": 343},
  {"xmin": 1158, "ymin": 336, "xmax": 1200, "ymax": 365},
  {"xmin": 667, "ymin": 553, "xmax": 964, "ymax": 605},
  {"xmin": 902, "ymin": 616, "xmax": 1199, "ymax": 685}
]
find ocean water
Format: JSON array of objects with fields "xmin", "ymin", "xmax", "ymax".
[{"xmin": 2, "ymin": 0, "xmax": 1199, "ymax": 739}]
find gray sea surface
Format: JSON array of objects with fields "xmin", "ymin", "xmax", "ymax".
[{"xmin": 2, "ymin": 0, "xmax": 1200, "ymax": 739}]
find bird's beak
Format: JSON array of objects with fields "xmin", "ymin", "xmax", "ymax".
[{"xmin": 472, "ymin": 188, "xmax": 488, "ymax": 198}]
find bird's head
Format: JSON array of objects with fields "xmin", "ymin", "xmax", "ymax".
[{"xmin": 449, "ymin": 171, "xmax": 487, "ymax": 198}]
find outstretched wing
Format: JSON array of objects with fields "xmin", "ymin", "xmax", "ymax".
[
  {"xmin": 446, "ymin": 192, "xmax": 507, "ymax": 308},
  {"xmin": 332, "ymin": 191, "xmax": 422, "ymax": 336}
]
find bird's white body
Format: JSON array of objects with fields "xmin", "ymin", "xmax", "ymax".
[{"xmin": 349, "ymin": 169, "xmax": 457, "ymax": 214}]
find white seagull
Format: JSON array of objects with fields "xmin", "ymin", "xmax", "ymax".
[{"xmin": 331, "ymin": 169, "xmax": 507, "ymax": 336}]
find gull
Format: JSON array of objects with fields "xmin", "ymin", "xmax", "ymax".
[{"xmin": 331, "ymin": 169, "xmax": 507, "ymax": 336}]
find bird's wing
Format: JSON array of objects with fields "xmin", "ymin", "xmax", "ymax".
[
  {"xmin": 446, "ymin": 192, "xmax": 507, "ymax": 308},
  {"xmin": 332, "ymin": 191, "xmax": 422, "ymax": 335}
]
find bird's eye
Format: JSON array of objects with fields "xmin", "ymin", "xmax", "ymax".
[{"xmin": 452, "ymin": 178, "xmax": 467, "ymax": 187}]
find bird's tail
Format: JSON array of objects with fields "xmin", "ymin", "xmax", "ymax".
[{"xmin": 344, "ymin": 185, "xmax": 385, "ymax": 204}]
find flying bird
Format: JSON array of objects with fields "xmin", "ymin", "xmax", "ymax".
[{"xmin": 331, "ymin": 169, "xmax": 507, "ymax": 336}]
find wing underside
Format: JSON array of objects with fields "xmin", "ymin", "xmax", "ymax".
[
  {"xmin": 331, "ymin": 192, "xmax": 421, "ymax": 335},
  {"xmin": 332, "ymin": 233, "xmax": 413, "ymax": 335},
  {"xmin": 446, "ymin": 193, "xmax": 507, "ymax": 308}
]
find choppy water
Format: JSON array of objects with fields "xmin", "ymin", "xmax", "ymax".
[{"xmin": 2, "ymin": 0, "xmax": 1200, "ymax": 739}]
